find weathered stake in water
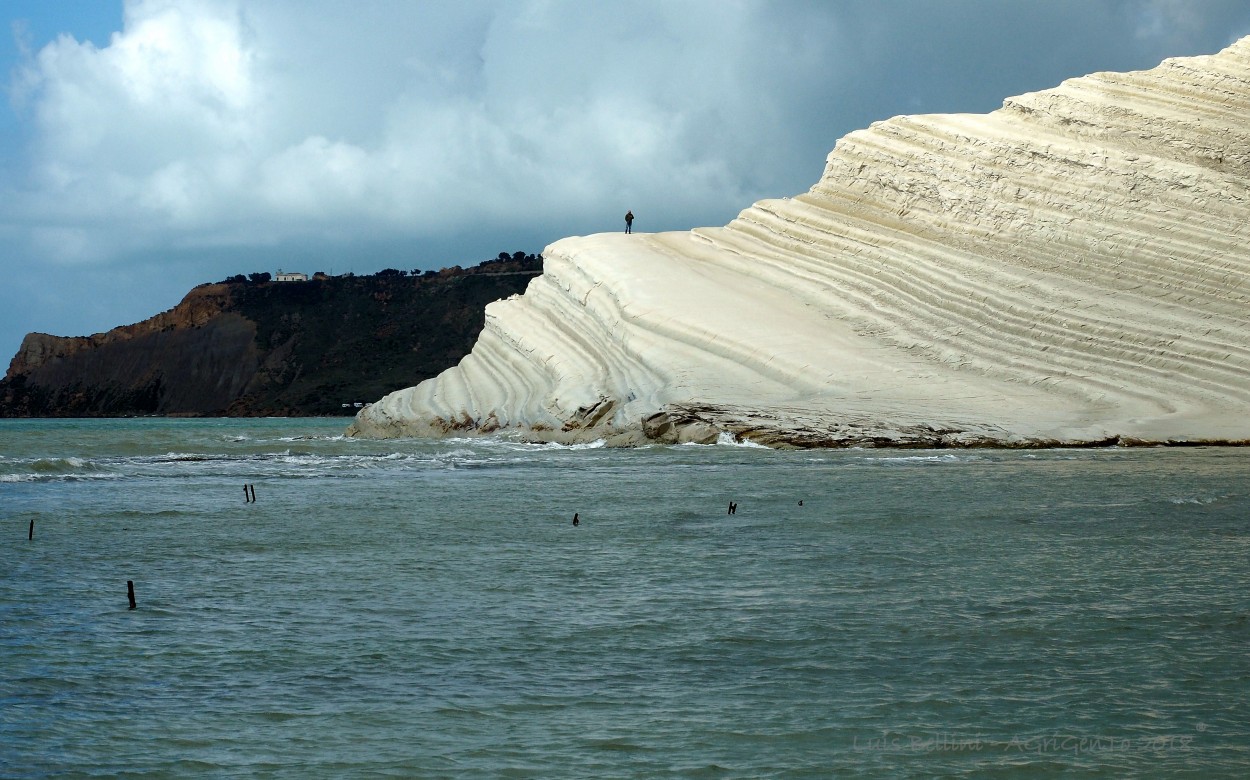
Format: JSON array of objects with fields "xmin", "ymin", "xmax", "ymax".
[
  {"xmin": 127, "ymin": 580, "xmax": 136, "ymax": 610},
  {"xmin": 29, "ymin": 518, "xmax": 34, "ymax": 540}
]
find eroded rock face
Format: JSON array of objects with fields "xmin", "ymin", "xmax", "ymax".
[
  {"xmin": 6, "ymin": 285, "xmax": 233, "ymax": 379},
  {"xmin": 5, "ymin": 333, "xmax": 91, "ymax": 378},
  {"xmin": 1, "ymin": 286, "xmax": 256, "ymax": 416},
  {"xmin": 351, "ymin": 39, "xmax": 1250, "ymax": 447},
  {"xmin": 2, "ymin": 265, "xmax": 542, "ymax": 417}
]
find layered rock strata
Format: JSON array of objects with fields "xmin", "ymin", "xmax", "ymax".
[{"xmin": 350, "ymin": 39, "xmax": 1250, "ymax": 447}]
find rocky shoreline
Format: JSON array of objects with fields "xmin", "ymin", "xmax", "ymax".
[{"xmin": 348, "ymin": 400, "xmax": 1250, "ymax": 449}]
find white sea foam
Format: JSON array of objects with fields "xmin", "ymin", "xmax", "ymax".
[
  {"xmin": 1, "ymin": 471, "xmax": 123, "ymax": 483},
  {"xmin": 1168, "ymin": 496, "xmax": 1224, "ymax": 505},
  {"xmin": 719, "ymin": 432, "xmax": 768, "ymax": 448},
  {"xmin": 679, "ymin": 433, "xmax": 769, "ymax": 448},
  {"xmin": 861, "ymin": 454, "xmax": 967, "ymax": 464}
]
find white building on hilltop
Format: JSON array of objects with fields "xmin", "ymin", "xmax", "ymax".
[{"xmin": 275, "ymin": 270, "xmax": 308, "ymax": 282}]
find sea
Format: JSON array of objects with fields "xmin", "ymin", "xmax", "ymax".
[{"xmin": 2, "ymin": 417, "xmax": 1248, "ymax": 778}]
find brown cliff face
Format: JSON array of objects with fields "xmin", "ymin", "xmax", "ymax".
[
  {"xmin": 4, "ymin": 286, "xmax": 233, "ymax": 377},
  {"xmin": 5, "ymin": 284, "xmax": 234, "ymax": 379},
  {"xmin": 6, "ymin": 333, "xmax": 94, "ymax": 378},
  {"xmin": 0, "ymin": 256, "xmax": 542, "ymax": 417}
]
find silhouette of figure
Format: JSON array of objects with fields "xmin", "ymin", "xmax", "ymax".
[
  {"xmin": 625, "ymin": 210, "xmax": 634, "ymax": 234},
  {"xmin": 573, "ymin": 512, "xmax": 580, "ymax": 527}
]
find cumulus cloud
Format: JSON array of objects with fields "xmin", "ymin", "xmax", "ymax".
[
  {"xmin": 9, "ymin": 0, "xmax": 836, "ymax": 264},
  {"xmin": 10, "ymin": 0, "xmax": 1250, "ymax": 267},
  {"xmin": 2, "ymin": 0, "xmax": 1250, "ymax": 358},
  {"xmin": 10, "ymin": 0, "xmax": 258, "ymax": 256}
]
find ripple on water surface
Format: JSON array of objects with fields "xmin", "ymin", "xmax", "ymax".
[{"xmin": 1, "ymin": 420, "xmax": 1248, "ymax": 776}]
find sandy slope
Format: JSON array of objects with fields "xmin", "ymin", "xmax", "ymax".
[{"xmin": 351, "ymin": 38, "xmax": 1250, "ymax": 447}]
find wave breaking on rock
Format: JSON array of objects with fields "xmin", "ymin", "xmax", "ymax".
[{"xmin": 351, "ymin": 38, "xmax": 1250, "ymax": 447}]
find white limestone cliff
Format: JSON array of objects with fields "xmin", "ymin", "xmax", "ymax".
[{"xmin": 350, "ymin": 38, "xmax": 1250, "ymax": 447}]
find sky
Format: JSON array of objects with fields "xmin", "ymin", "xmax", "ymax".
[{"xmin": 2, "ymin": 1, "xmax": 1249, "ymax": 364}]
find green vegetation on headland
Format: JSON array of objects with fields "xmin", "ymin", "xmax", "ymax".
[{"xmin": 0, "ymin": 252, "xmax": 542, "ymax": 417}]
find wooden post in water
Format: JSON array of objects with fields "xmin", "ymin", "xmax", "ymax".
[
  {"xmin": 127, "ymin": 580, "xmax": 137, "ymax": 610},
  {"xmin": 29, "ymin": 518, "xmax": 34, "ymax": 540}
]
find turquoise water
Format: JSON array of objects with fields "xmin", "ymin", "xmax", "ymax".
[{"xmin": 2, "ymin": 418, "xmax": 1248, "ymax": 777}]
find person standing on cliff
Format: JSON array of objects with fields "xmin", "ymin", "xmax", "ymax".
[{"xmin": 625, "ymin": 210, "xmax": 634, "ymax": 234}]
